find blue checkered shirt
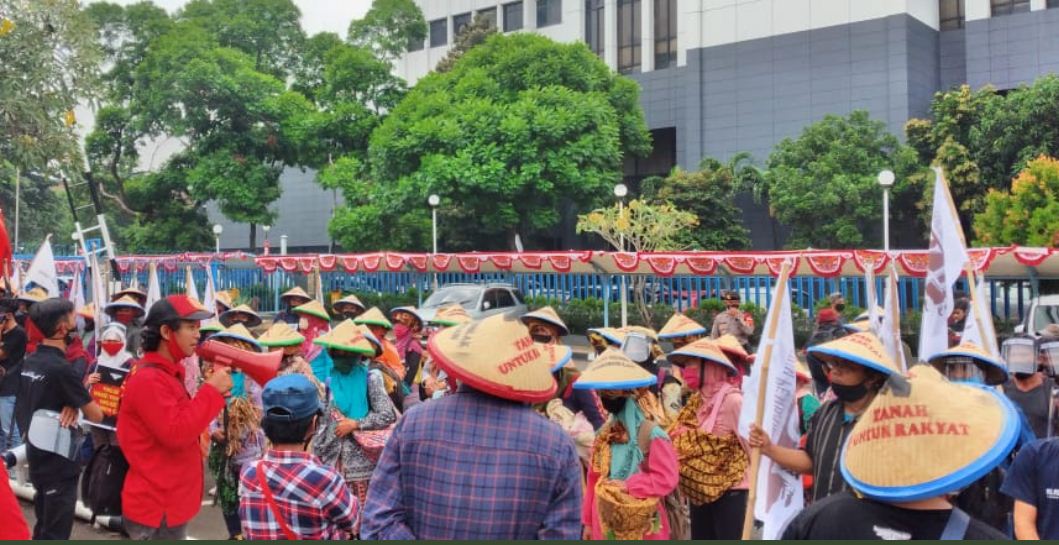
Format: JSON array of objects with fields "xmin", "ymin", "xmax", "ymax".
[{"xmin": 361, "ymin": 388, "xmax": 583, "ymax": 540}]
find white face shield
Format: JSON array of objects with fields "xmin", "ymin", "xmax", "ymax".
[
  {"xmin": 621, "ymin": 332, "xmax": 652, "ymax": 364},
  {"xmin": 1002, "ymin": 337, "xmax": 1038, "ymax": 375},
  {"xmin": 1039, "ymin": 340, "xmax": 1059, "ymax": 377}
]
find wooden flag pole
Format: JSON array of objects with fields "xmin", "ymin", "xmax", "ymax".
[{"xmin": 740, "ymin": 260, "xmax": 792, "ymax": 540}]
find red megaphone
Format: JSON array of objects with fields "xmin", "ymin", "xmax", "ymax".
[{"xmin": 196, "ymin": 339, "xmax": 281, "ymax": 386}]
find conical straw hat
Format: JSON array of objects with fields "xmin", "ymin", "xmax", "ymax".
[
  {"xmin": 669, "ymin": 338, "xmax": 737, "ymax": 375},
  {"xmin": 429, "ymin": 304, "xmax": 470, "ymax": 327},
  {"xmin": 807, "ymin": 331, "xmax": 900, "ymax": 377},
  {"xmin": 214, "ymin": 290, "xmax": 233, "ymax": 310},
  {"xmin": 795, "ymin": 358, "xmax": 812, "ymax": 381},
  {"xmin": 587, "ymin": 327, "xmax": 625, "ymax": 346},
  {"xmin": 257, "ymin": 322, "xmax": 305, "ymax": 347},
  {"xmin": 293, "ymin": 299, "xmax": 330, "ymax": 322},
  {"xmin": 354, "ymin": 306, "xmax": 393, "ymax": 329},
  {"xmin": 211, "ymin": 323, "xmax": 262, "ymax": 352},
  {"xmin": 313, "ymin": 319, "xmax": 375, "ymax": 355},
  {"xmin": 356, "ymin": 324, "xmax": 383, "ymax": 356},
  {"xmin": 715, "ymin": 334, "xmax": 749, "ymax": 364},
  {"xmin": 574, "ymin": 348, "xmax": 658, "ymax": 391},
  {"xmin": 621, "ymin": 325, "xmax": 658, "ymax": 341},
  {"xmin": 427, "ymin": 313, "xmax": 569, "ymax": 403},
  {"xmin": 113, "ymin": 286, "xmax": 147, "ymax": 305},
  {"xmin": 520, "ymin": 306, "xmax": 569, "ymax": 336},
  {"xmin": 389, "ymin": 306, "xmax": 424, "ymax": 327},
  {"xmin": 105, "ymin": 295, "xmax": 146, "ymax": 318},
  {"xmin": 841, "ymin": 365, "xmax": 1020, "ymax": 502},
  {"xmin": 200, "ymin": 319, "xmax": 224, "ymax": 333},
  {"xmin": 844, "ymin": 319, "xmax": 873, "ymax": 334},
  {"xmin": 333, "ymin": 294, "xmax": 366, "ymax": 311},
  {"xmin": 658, "ymin": 313, "xmax": 707, "ymax": 340},
  {"xmin": 280, "ymin": 286, "xmax": 311, "ymax": 301},
  {"xmin": 220, "ymin": 304, "xmax": 262, "ymax": 328},
  {"xmin": 928, "ymin": 342, "xmax": 1008, "ymax": 386}
]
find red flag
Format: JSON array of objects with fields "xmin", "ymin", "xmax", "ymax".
[{"xmin": 0, "ymin": 208, "xmax": 11, "ymax": 267}]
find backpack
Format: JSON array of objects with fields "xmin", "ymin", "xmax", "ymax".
[{"xmin": 81, "ymin": 443, "xmax": 129, "ymax": 519}]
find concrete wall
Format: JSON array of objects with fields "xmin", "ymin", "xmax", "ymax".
[{"xmin": 965, "ymin": 7, "xmax": 1059, "ymax": 90}]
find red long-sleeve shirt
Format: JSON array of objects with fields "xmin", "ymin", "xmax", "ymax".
[
  {"xmin": 117, "ymin": 351, "xmax": 225, "ymax": 527},
  {"xmin": 0, "ymin": 472, "xmax": 29, "ymax": 539}
]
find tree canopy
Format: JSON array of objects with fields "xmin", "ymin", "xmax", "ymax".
[{"xmin": 975, "ymin": 155, "xmax": 1059, "ymax": 247}]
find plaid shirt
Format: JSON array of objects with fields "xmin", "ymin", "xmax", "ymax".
[
  {"xmin": 361, "ymin": 388, "xmax": 583, "ymax": 540},
  {"xmin": 238, "ymin": 450, "xmax": 357, "ymax": 540}
]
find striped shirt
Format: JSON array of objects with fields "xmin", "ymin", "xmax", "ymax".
[{"xmin": 803, "ymin": 399, "xmax": 859, "ymax": 502}]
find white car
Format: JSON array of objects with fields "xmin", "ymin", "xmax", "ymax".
[
  {"xmin": 1015, "ymin": 294, "xmax": 1059, "ymax": 337},
  {"xmin": 419, "ymin": 283, "xmax": 528, "ymax": 323}
]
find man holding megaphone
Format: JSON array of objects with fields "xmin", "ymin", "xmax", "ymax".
[{"xmin": 117, "ymin": 295, "xmax": 233, "ymax": 540}]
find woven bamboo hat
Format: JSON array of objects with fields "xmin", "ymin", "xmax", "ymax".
[
  {"xmin": 333, "ymin": 294, "xmax": 366, "ymax": 312},
  {"xmin": 668, "ymin": 338, "xmax": 738, "ymax": 375},
  {"xmin": 587, "ymin": 327, "xmax": 625, "ymax": 347},
  {"xmin": 715, "ymin": 334, "xmax": 750, "ymax": 365},
  {"xmin": 807, "ymin": 331, "xmax": 900, "ymax": 377},
  {"xmin": 389, "ymin": 306, "xmax": 424, "ymax": 327},
  {"xmin": 520, "ymin": 306, "xmax": 569, "ymax": 336},
  {"xmin": 257, "ymin": 321, "xmax": 305, "ymax": 347},
  {"xmin": 795, "ymin": 358, "xmax": 812, "ymax": 381},
  {"xmin": 574, "ymin": 348, "xmax": 658, "ymax": 391},
  {"xmin": 844, "ymin": 318, "xmax": 873, "ymax": 334},
  {"xmin": 220, "ymin": 304, "xmax": 262, "ymax": 328},
  {"xmin": 16, "ymin": 287, "xmax": 48, "ymax": 304},
  {"xmin": 658, "ymin": 313, "xmax": 707, "ymax": 340},
  {"xmin": 104, "ymin": 295, "xmax": 146, "ymax": 319},
  {"xmin": 928, "ymin": 342, "xmax": 1008, "ymax": 386},
  {"xmin": 200, "ymin": 319, "xmax": 224, "ymax": 333},
  {"xmin": 353, "ymin": 307, "xmax": 393, "ymax": 330},
  {"xmin": 427, "ymin": 313, "xmax": 570, "ymax": 403},
  {"xmin": 356, "ymin": 324, "xmax": 383, "ymax": 357},
  {"xmin": 214, "ymin": 290, "xmax": 233, "ymax": 311},
  {"xmin": 313, "ymin": 319, "xmax": 376, "ymax": 355},
  {"xmin": 280, "ymin": 286, "xmax": 311, "ymax": 302},
  {"xmin": 293, "ymin": 299, "xmax": 330, "ymax": 321},
  {"xmin": 212, "ymin": 323, "xmax": 263, "ymax": 352},
  {"xmin": 112, "ymin": 286, "xmax": 147, "ymax": 306},
  {"xmin": 841, "ymin": 365, "xmax": 1020, "ymax": 502},
  {"xmin": 429, "ymin": 304, "xmax": 471, "ymax": 327}
]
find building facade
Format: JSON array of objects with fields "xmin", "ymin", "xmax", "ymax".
[{"xmin": 396, "ymin": 0, "xmax": 1059, "ymax": 248}]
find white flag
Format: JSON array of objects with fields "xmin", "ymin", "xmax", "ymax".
[
  {"xmin": 185, "ymin": 265, "xmax": 200, "ymax": 302},
  {"xmin": 962, "ymin": 273, "xmax": 999, "ymax": 357},
  {"xmin": 919, "ymin": 167, "xmax": 969, "ymax": 362},
  {"xmin": 68, "ymin": 268, "xmax": 86, "ymax": 332},
  {"xmin": 11, "ymin": 260, "xmax": 21, "ymax": 294},
  {"xmin": 202, "ymin": 264, "xmax": 216, "ymax": 323},
  {"xmin": 880, "ymin": 265, "xmax": 908, "ymax": 372},
  {"xmin": 23, "ymin": 236, "xmax": 59, "ymax": 296},
  {"xmin": 145, "ymin": 262, "xmax": 161, "ymax": 310},
  {"xmin": 738, "ymin": 263, "xmax": 803, "ymax": 539},
  {"xmin": 865, "ymin": 265, "xmax": 881, "ymax": 335}
]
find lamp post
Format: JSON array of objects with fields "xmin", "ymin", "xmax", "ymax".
[
  {"xmin": 877, "ymin": 170, "xmax": 895, "ymax": 252},
  {"xmin": 614, "ymin": 183, "xmax": 628, "ymax": 328},
  {"xmin": 212, "ymin": 224, "xmax": 223, "ymax": 254},
  {"xmin": 262, "ymin": 225, "xmax": 271, "ymax": 255},
  {"xmin": 428, "ymin": 194, "xmax": 440, "ymax": 290}
]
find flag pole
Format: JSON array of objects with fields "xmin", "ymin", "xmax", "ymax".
[
  {"xmin": 964, "ymin": 264, "xmax": 997, "ymax": 355},
  {"xmin": 740, "ymin": 260, "xmax": 792, "ymax": 540}
]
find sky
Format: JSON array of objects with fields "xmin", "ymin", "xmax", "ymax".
[{"xmin": 101, "ymin": 0, "xmax": 373, "ymax": 37}]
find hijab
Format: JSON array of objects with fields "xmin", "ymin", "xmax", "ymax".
[
  {"xmin": 608, "ymin": 396, "xmax": 668, "ymax": 480},
  {"xmin": 394, "ymin": 323, "xmax": 423, "ymax": 360},
  {"xmin": 96, "ymin": 323, "xmax": 134, "ymax": 369},
  {"xmin": 329, "ymin": 351, "xmax": 370, "ymax": 420}
]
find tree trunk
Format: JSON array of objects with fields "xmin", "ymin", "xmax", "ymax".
[
  {"xmin": 633, "ymin": 276, "xmax": 652, "ymax": 327},
  {"xmin": 249, "ymin": 222, "xmax": 257, "ymax": 252}
]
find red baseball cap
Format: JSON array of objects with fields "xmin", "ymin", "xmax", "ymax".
[{"xmin": 145, "ymin": 295, "xmax": 213, "ymax": 326}]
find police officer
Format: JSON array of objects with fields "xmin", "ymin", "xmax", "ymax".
[{"xmin": 710, "ymin": 291, "xmax": 753, "ymax": 348}]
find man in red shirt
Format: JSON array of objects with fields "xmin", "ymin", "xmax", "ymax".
[{"xmin": 117, "ymin": 295, "xmax": 232, "ymax": 539}]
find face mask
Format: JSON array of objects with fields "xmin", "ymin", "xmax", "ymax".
[
  {"xmin": 165, "ymin": 331, "xmax": 187, "ymax": 361},
  {"xmin": 101, "ymin": 340, "xmax": 124, "ymax": 356},
  {"xmin": 394, "ymin": 323, "xmax": 411, "ymax": 337},
  {"xmin": 332, "ymin": 354, "xmax": 362, "ymax": 374},
  {"xmin": 1014, "ymin": 372, "xmax": 1035, "ymax": 380},
  {"xmin": 531, "ymin": 334, "xmax": 555, "ymax": 344},
  {"xmin": 831, "ymin": 381, "xmax": 868, "ymax": 403},
  {"xmin": 683, "ymin": 363, "xmax": 702, "ymax": 391},
  {"xmin": 600, "ymin": 396, "xmax": 627, "ymax": 415},
  {"xmin": 835, "ymin": 304, "xmax": 846, "ymax": 312},
  {"xmin": 342, "ymin": 311, "xmax": 360, "ymax": 320},
  {"xmin": 952, "ymin": 377, "xmax": 984, "ymax": 385}
]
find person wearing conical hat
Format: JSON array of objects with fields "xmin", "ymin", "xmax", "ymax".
[
  {"xmin": 219, "ymin": 304, "xmax": 262, "ymax": 329},
  {"xmin": 292, "ymin": 299, "xmax": 332, "ymax": 383},
  {"xmin": 749, "ymin": 331, "xmax": 900, "ymax": 504},
  {"xmin": 521, "ymin": 306, "xmax": 569, "ymax": 345},
  {"xmin": 274, "ymin": 286, "xmax": 312, "ymax": 326},
  {"xmin": 258, "ymin": 321, "xmax": 324, "ymax": 400},
  {"xmin": 427, "ymin": 304, "xmax": 471, "ymax": 328},
  {"xmin": 311, "ymin": 319, "xmax": 397, "ymax": 530},
  {"xmin": 112, "ymin": 286, "xmax": 148, "ymax": 307},
  {"xmin": 214, "ymin": 290, "xmax": 233, "ymax": 317},
  {"xmin": 415, "ymin": 306, "xmax": 471, "ymax": 402},
  {"xmin": 333, "ymin": 294, "xmax": 367, "ymax": 322},
  {"xmin": 106, "ymin": 295, "xmax": 146, "ymax": 357},
  {"xmin": 522, "ymin": 308, "xmax": 606, "ymax": 431},
  {"xmin": 929, "ymin": 342, "xmax": 1008, "ymax": 386},
  {"xmin": 353, "ymin": 307, "xmax": 406, "ymax": 409},
  {"xmin": 803, "ymin": 308, "xmax": 850, "ymax": 396},
  {"xmin": 587, "ymin": 327, "xmax": 624, "ymax": 356},
  {"xmin": 711, "ymin": 291, "xmax": 753, "ymax": 349},
  {"xmin": 361, "ymin": 313, "xmax": 582, "ymax": 540},
  {"xmin": 390, "ymin": 307, "xmax": 425, "ymax": 390},
  {"xmin": 574, "ymin": 348, "xmax": 680, "ymax": 540},
  {"xmin": 782, "ymin": 366, "xmax": 1013, "ymax": 540},
  {"xmin": 204, "ymin": 323, "xmax": 266, "ymax": 540},
  {"xmin": 659, "ymin": 312, "xmax": 706, "ymax": 349},
  {"xmin": 667, "ymin": 338, "xmax": 748, "ymax": 540}
]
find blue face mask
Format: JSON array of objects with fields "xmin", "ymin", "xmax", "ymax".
[{"xmin": 951, "ymin": 376, "xmax": 984, "ymax": 385}]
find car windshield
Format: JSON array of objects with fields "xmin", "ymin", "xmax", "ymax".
[
  {"xmin": 423, "ymin": 287, "xmax": 479, "ymax": 309},
  {"xmin": 1033, "ymin": 304, "xmax": 1059, "ymax": 334}
]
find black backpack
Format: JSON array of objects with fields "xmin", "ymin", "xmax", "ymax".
[{"xmin": 81, "ymin": 443, "xmax": 129, "ymax": 519}]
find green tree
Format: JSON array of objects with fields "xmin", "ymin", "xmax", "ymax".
[
  {"xmin": 577, "ymin": 199, "xmax": 697, "ymax": 323},
  {"xmin": 0, "ymin": 162, "xmax": 72, "ymax": 251},
  {"xmin": 347, "ymin": 0, "xmax": 427, "ymax": 65},
  {"xmin": 435, "ymin": 14, "xmax": 497, "ymax": 73},
  {"xmin": 765, "ymin": 111, "xmax": 926, "ymax": 249},
  {"xmin": 641, "ymin": 154, "xmax": 756, "ymax": 250},
  {"xmin": 179, "ymin": 0, "xmax": 304, "ymax": 78},
  {"xmin": 974, "ymin": 155, "xmax": 1059, "ymax": 247},
  {"xmin": 352, "ymin": 33, "xmax": 651, "ymax": 252}
]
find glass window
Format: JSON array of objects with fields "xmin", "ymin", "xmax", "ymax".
[
  {"xmin": 453, "ymin": 12, "xmax": 472, "ymax": 35},
  {"xmin": 939, "ymin": 0, "xmax": 964, "ymax": 30},
  {"xmin": 408, "ymin": 35, "xmax": 425, "ymax": 52},
  {"xmin": 991, "ymin": 0, "xmax": 1030, "ymax": 16},
  {"xmin": 495, "ymin": 290, "xmax": 516, "ymax": 308},
  {"xmin": 429, "ymin": 18, "xmax": 448, "ymax": 47},
  {"xmin": 503, "ymin": 1, "xmax": 524, "ymax": 32},
  {"xmin": 537, "ymin": 0, "xmax": 562, "ymax": 27},
  {"xmin": 1049, "ymin": 0, "xmax": 1059, "ymax": 8},
  {"xmin": 477, "ymin": 7, "xmax": 498, "ymax": 29},
  {"xmin": 654, "ymin": 0, "xmax": 676, "ymax": 69},
  {"xmin": 618, "ymin": 0, "xmax": 641, "ymax": 74},
  {"xmin": 585, "ymin": 0, "xmax": 605, "ymax": 57}
]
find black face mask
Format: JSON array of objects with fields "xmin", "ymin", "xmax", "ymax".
[
  {"xmin": 835, "ymin": 304, "xmax": 846, "ymax": 312},
  {"xmin": 831, "ymin": 381, "xmax": 868, "ymax": 403},
  {"xmin": 1014, "ymin": 372, "xmax": 1036, "ymax": 380},
  {"xmin": 600, "ymin": 396, "xmax": 627, "ymax": 415}
]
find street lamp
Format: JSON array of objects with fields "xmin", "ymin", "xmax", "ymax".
[
  {"xmin": 262, "ymin": 225, "xmax": 271, "ymax": 255},
  {"xmin": 212, "ymin": 224, "xmax": 223, "ymax": 254},
  {"xmin": 614, "ymin": 183, "xmax": 629, "ymax": 328},
  {"xmin": 877, "ymin": 170, "xmax": 895, "ymax": 252},
  {"xmin": 427, "ymin": 194, "xmax": 440, "ymax": 255}
]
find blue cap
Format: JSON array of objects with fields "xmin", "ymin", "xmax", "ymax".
[{"xmin": 262, "ymin": 375, "xmax": 321, "ymax": 422}]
